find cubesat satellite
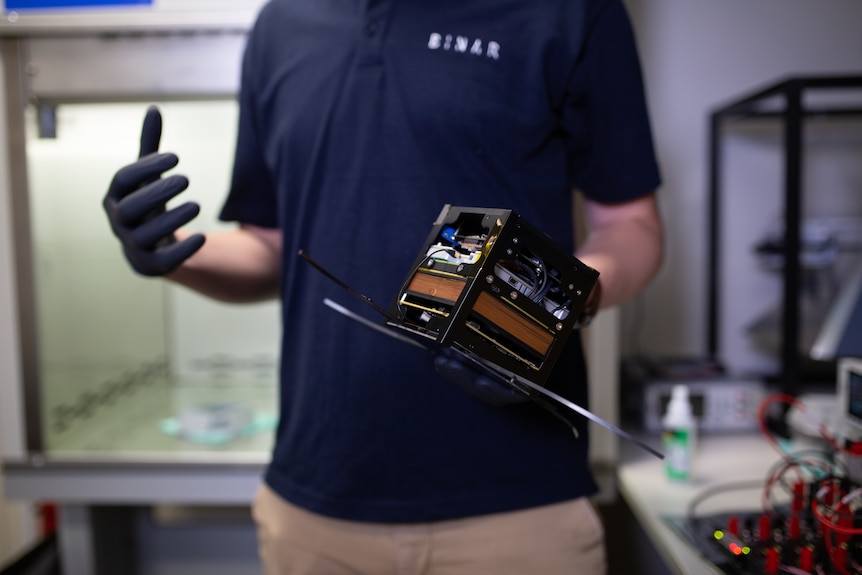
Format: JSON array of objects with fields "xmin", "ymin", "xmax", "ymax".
[{"xmin": 301, "ymin": 204, "xmax": 662, "ymax": 458}]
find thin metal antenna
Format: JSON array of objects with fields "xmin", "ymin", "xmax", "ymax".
[
  {"xmin": 298, "ymin": 249, "xmax": 398, "ymax": 321},
  {"xmin": 323, "ymin": 298, "xmax": 430, "ymax": 352},
  {"xmin": 300, "ymin": 250, "xmax": 664, "ymax": 460},
  {"xmin": 516, "ymin": 378, "xmax": 665, "ymax": 460}
]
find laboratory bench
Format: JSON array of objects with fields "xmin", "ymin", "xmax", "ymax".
[
  {"xmin": 616, "ymin": 421, "xmax": 862, "ymax": 575},
  {"xmin": 616, "ymin": 432, "xmax": 781, "ymax": 575}
]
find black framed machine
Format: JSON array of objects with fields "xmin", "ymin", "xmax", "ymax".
[{"xmin": 388, "ymin": 205, "xmax": 599, "ymax": 388}]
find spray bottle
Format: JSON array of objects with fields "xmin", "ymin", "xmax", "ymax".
[{"xmin": 662, "ymin": 384, "xmax": 696, "ymax": 481}]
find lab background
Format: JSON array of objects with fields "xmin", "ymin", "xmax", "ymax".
[{"xmin": 1, "ymin": 0, "xmax": 862, "ymax": 574}]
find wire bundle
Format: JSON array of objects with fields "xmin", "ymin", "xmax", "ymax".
[{"xmin": 682, "ymin": 392, "xmax": 862, "ymax": 574}]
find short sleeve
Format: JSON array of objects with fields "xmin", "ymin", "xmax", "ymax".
[
  {"xmin": 219, "ymin": 8, "xmax": 280, "ymax": 228},
  {"xmin": 563, "ymin": 0, "xmax": 661, "ymax": 203}
]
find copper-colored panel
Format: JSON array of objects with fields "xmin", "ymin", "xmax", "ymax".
[
  {"xmin": 407, "ymin": 272, "xmax": 466, "ymax": 304},
  {"xmin": 472, "ymin": 292, "xmax": 553, "ymax": 356}
]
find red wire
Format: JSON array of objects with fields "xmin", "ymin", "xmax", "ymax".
[
  {"xmin": 756, "ymin": 393, "xmax": 862, "ymax": 574},
  {"xmin": 811, "ymin": 485, "xmax": 862, "ymax": 536},
  {"xmin": 757, "ymin": 393, "xmax": 850, "ymax": 456}
]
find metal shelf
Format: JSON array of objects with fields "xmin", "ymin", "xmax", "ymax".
[{"xmin": 707, "ymin": 74, "xmax": 862, "ymax": 392}]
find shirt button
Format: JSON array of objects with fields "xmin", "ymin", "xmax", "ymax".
[{"xmin": 365, "ymin": 20, "xmax": 378, "ymax": 37}]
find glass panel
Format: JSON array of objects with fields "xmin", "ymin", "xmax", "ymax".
[{"xmin": 26, "ymin": 100, "xmax": 279, "ymax": 462}]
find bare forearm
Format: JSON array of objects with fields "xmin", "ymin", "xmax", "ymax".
[
  {"xmin": 575, "ymin": 193, "xmax": 664, "ymax": 309},
  {"xmin": 165, "ymin": 225, "xmax": 282, "ymax": 303}
]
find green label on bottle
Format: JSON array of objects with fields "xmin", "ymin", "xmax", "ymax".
[{"xmin": 662, "ymin": 428, "xmax": 692, "ymax": 480}]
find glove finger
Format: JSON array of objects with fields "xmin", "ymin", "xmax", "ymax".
[
  {"xmin": 114, "ymin": 175, "xmax": 189, "ymax": 225},
  {"xmin": 106, "ymin": 153, "xmax": 180, "ymax": 202},
  {"xmin": 126, "ymin": 233, "xmax": 205, "ymax": 277},
  {"xmin": 139, "ymin": 106, "xmax": 162, "ymax": 159},
  {"xmin": 131, "ymin": 202, "xmax": 200, "ymax": 249}
]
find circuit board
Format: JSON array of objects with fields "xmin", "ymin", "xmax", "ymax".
[{"xmin": 667, "ymin": 502, "xmax": 862, "ymax": 575}]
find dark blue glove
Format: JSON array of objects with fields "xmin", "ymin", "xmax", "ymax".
[
  {"xmin": 103, "ymin": 105, "xmax": 205, "ymax": 276},
  {"xmin": 433, "ymin": 352, "xmax": 529, "ymax": 406}
]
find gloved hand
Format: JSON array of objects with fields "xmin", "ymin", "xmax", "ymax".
[
  {"xmin": 103, "ymin": 105, "xmax": 205, "ymax": 276},
  {"xmin": 433, "ymin": 351, "xmax": 529, "ymax": 406}
]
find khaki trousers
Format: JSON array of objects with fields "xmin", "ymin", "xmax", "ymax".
[{"xmin": 252, "ymin": 483, "xmax": 606, "ymax": 575}]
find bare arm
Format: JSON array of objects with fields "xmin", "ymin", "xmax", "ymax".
[
  {"xmin": 165, "ymin": 224, "xmax": 283, "ymax": 303},
  {"xmin": 575, "ymin": 192, "xmax": 664, "ymax": 309}
]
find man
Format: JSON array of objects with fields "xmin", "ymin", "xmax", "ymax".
[{"xmin": 104, "ymin": 0, "xmax": 663, "ymax": 573}]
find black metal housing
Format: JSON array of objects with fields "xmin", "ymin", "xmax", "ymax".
[{"xmin": 387, "ymin": 205, "xmax": 599, "ymax": 387}]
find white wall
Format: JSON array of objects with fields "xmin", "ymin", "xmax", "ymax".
[
  {"xmin": 625, "ymin": 0, "xmax": 862, "ymax": 372},
  {"xmin": 0, "ymin": 41, "xmax": 38, "ymax": 568}
]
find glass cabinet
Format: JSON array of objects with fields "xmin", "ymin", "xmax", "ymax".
[
  {"xmin": 27, "ymin": 100, "xmax": 280, "ymax": 460},
  {"xmin": 2, "ymin": 12, "xmax": 279, "ymax": 466}
]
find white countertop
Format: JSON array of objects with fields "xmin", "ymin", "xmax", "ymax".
[{"xmin": 617, "ymin": 432, "xmax": 787, "ymax": 575}]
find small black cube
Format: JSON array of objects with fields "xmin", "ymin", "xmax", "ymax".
[{"xmin": 388, "ymin": 205, "xmax": 599, "ymax": 388}]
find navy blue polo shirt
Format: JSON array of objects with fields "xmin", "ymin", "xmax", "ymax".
[{"xmin": 220, "ymin": 0, "xmax": 660, "ymax": 522}]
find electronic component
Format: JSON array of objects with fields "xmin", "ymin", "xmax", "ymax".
[
  {"xmin": 299, "ymin": 205, "xmax": 665, "ymax": 460},
  {"xmin": 386, "ymin": 205, "xmax": 599, "ymax": 388},
  {"xmin": 669, "ymin": 502, "xmax": 862, "ymax": 575},
  {"xmin": 836, "ymin": 357, "xmax": 862, "ymax": 484},
  {"xmin": 838, "ymin": 357, "xmax": 862, "ymax": 434},
  {"xmin": 664, "ymin": 373, "xmax": 862, "ymax": 575},
  {"xmin": 642, "ymin": 378, "xmax": 767, "ymax": 433}
]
